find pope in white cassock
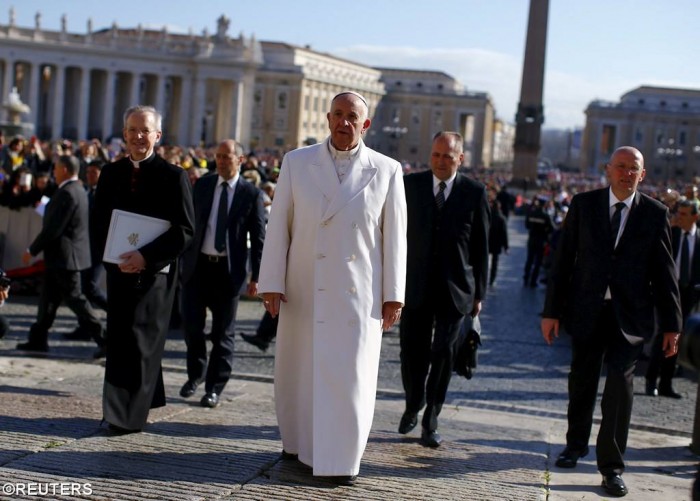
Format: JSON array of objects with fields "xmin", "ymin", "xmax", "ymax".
[{"xmin": 258, "ymin": 91, "xmax": 407, "ymax": 485}]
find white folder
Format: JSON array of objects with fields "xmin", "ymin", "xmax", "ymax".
[{"xmin": 103, "ymin": 209, "xmax": 171, "ymax": 265}]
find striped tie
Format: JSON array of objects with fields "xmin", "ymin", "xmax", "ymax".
[{"xmin": 435, "ymin": 181, "xmax": 446, "ymax": 210}]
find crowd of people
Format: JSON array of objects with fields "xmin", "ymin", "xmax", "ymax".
[{"xmin": 0, "ymin": 95, "xmax": 695, "ymax": 496}]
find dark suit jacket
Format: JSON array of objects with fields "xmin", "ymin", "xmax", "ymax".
[
  {"xmin": 489, "ymin": 201, "xmax": 509, "ymax": 255},
  {"xmin": 671, "ymin": 226, "xmax": 700, "ymax": 318},
  {"xmin": 180, "ymin": 174, "xmax": 267, "ymax": 292},
  {"xmin": 91, "ymin": 154, "xmax": 194, "ymax": 276},
  {"xmin": 403, "ymin": 170, "xmax": 490, "ymax": 315},
  {"xmin": 543, "ymin": 188, "xmax": 681, "ymax": 341},
  {"xmin": 29, "ymin": 179, "xmax": 91, "ymax": 271}
]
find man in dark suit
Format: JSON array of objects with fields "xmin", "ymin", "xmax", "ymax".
[
  {"xmin": 541, "ymin": 146, "xmax": 682, "ymax": 497},
  {"xmin": 64, "ymin": 161, "xmax": 109, "ymax": 350},
  {"xmin": 488, "ymin": 186, "xmax": 509, "ymax": 287},
  {"xmin": 399, "ymin": 131, "xmax": 490, "ymax": 448},
  {"xmin": 646, "ymin": 199, "xmax": 700, "ymax": 399},
  {"xmin": 17, "ymin": 155, "xmax": 104, "ymax": 353},
  {"xmin": 91, "ymin": 105, "xmax": 194, "ymax": 433},
  {"xmin": 523, "ymin": 196, "xmax": 554, "ymax": 288},
  {"xmin": 179, "ymin": 139, "xmax": 266, "ymax": 408}
]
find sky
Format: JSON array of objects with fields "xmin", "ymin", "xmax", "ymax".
[{"xmin": 7, "ymin": 0, "xmax": 699, "ymax": 130}]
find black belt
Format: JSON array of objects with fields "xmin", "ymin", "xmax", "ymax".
[{"xmin": 201, "ymin": 253, "xmax": 226, "ymax": 263}]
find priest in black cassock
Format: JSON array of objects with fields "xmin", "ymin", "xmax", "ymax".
[{"xmin": 91, "ymin": 105, "xmax": 194, "ymax": 433}]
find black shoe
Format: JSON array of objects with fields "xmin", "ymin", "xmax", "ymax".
[
  {"xmin": 93, "ymin": 346, "xmax": 107, "ymax": 359},
  {"xmin": 326, "ymin": 475, "xmax": 357, "ymax": 486},
  {"xmin": 200, "ymin": 392, "xmax": 220, "ymax": 408},
  {"xmin": 16, "ymin": 341, "xmax": 49, "ymax": 352},
  {"xmin": 398, "ymin": 411, "xmax": 418, "ymax": 434},
  {"xmin": 180, "ymin": 380, "xmax": 200, "ymax": 398},
  {"xmin": 63, "ymin": 328, "xmax": 92, "ymax": 341},
  {"xmin": 645, "ymin": 379, "xmax": 658, "ymax": 397},
  {"xmin": 658, "ymin": 386, "xmax": 682, "ymax": 399},
  {"xmin": 280, "ymin": 450, "xmax": 298, "ymax": 460},
  {"xmin": 240, "ymin": 333, "xmax": 270, "ymax": 352},
  {"xmin": 419, "ymin": 429, "xmax": 442, "ymax": 448},
  {"xmin": 601, "ymin": 473, "xmax": 628, "ymax": 497},
  {"xmin": 554, "ymin": 446, "xmax": 589, "ymax": 468},
  {"xmin": 100, "ymin": 420, "xmax": 140, "ymax": 436}
]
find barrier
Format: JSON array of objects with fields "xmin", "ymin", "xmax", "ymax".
[{"xmin": 0, "ymin": 206, "xmax": 44, "ymax": 271}]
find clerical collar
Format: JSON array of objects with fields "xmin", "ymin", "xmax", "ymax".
[
  {"xmin": 328, "ymin": 140, "xmax": 360, "ymax": 161},
  {"xmin": 129, "ymin": 153, "xmax": 155, "ymax": 169}
]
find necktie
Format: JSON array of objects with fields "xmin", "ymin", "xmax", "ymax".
[
  {"xmin": 435, "ymin": 181, "xmax": 446, "ymax": 210},
  {"xmin": 610, "ymin": 202, "xmax": 625, "ymax": 247},
  {"xmin": 680, "ymin": 231, "xmax": 691, "ymax": 287},
  {"xmin": 215, "ymin": 182, "xmax": 228, "ymax": 253}
]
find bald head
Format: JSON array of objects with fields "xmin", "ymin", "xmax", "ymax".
[
  {"xmin": 215, "ymin": 139, "xmax": 245, "ymax": 180},
  {"xmin": 611, "ymin": 146, "xmax": 644, "ymax": 168}
]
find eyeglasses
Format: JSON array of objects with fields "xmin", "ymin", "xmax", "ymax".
[{"xmin": 125, "ymin": 128, "xmax": 158, "ymax": 136}]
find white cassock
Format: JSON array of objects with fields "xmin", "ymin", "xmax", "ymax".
[{"xmin": 258, "ymin": 137, "xmax": 407, "ymax": 476}]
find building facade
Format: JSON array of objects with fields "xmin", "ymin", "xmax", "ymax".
[
  {"xmin": 0, "ymin": 10, "xmax": 498, "ymax": 166},
  {"xmin": 582, "ymin": 86, "xmax": 700, "ymax": 182},
  {"xmin": 369, "ymin": 68, "xmax": 495, "ymax": 168},
  {"xmin": 0, "ymin": 14, "xmax": 262, "ymax": 146},
  {"xmin": 250, "ymin": 42, "xmax": 384, "ymax": 152}
]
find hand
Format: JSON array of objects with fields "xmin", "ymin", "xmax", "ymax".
[
  {"xmin": 471, "ymin": 300, "xmax": 482, "ymax": 318},
  {"xmin": 22, "ymin": 251, "xmax": 32, "ymax": 266},
  {"xmin": 262, "ymin": 292, "xmax": 287, "ymax": 318},
  {"xmin": 382, "ymin": 301, "xmax": 403, "ymax": 331},
  {"xmin": 247, "ymin": 281, "xmax": 258, "ymax": 297},
  {"xmin": 662, "ymin": 332, "xmax": 681, "ymax": 357},
  {"xmin": 118, "ymin": 250, "xmax": 146, "ymax": 273},
  {"xmin": 0, "ymin": 287, "xmax": 9, "ymax": 302},
  {"xmin": 541, "ymin": 317, "xmax": 559, "ymax": 345}
]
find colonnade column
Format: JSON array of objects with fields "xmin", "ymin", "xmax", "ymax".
[
  {"xmin": 190, "ymin": 75, "xmax": 206, "ymax": 145},
  {"xmin": 27, "ymin": 62, "xmax": 41, "ymax": 125},
  {"xmin": 51, "ymin": 65, "xmax": 65, "ymax": 139},
  {"xmin": 76, "ymin": 67, "xmax": 90, "ymax": 140},
  {"xmin": 178, "ymin": 75, "xmax": 193, "ymax": 145},
  {"xmin": 1, "ymin": 59, "xmax": 14, "ymax": 122},
  {"xmin": 155, "ymin": 75, "xmax": 166, "ymax": 116},
  {"xmin": 102, "ymin": 70, "xmax": 115, "ymax": 140},
  {"xmin": 129, "ymin": 72, "xmax": 141, "ymax": 106}
]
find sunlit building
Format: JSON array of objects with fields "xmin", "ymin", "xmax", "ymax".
[
  {"xmin": 0, "ymin": 10, "xmax": 498, "ymax": 166},
  {"xmin": 582, "ymin": 86, "xmax": 700, "ymax": 182}
]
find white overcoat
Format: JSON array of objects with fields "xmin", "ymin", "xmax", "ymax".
[{"xmin": 258, "ymin": 138, "xmax": 407, "ymax": 476}]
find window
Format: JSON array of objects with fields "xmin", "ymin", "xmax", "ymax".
[
  {"xmin": 600, "ymin": 125, "xmax": 617, "ymax": 155},
  {"xmin": 277, "ymin": 91, "xmax": 287, "ymax": 110}
]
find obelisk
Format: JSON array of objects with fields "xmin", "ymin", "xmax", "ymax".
[{"xmin": 512, "ymin": 0, "xmax": 549, "ymax": 192}]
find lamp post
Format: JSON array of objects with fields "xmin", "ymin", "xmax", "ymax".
[
  {"xmin": 381, "ymin": 116, "xmax": 408, "ymax": 158},
  {"xmin": 657, "ymin": 138, "xmax": 683, "ymax": 184}
]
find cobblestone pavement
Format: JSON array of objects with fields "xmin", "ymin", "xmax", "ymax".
[{"xmin": 0, "ymin": 215, "xmax": 698, "ymax": 500}]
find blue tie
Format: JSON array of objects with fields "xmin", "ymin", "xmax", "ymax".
[
  {"xmin": 435, "ymin": 182, "xmax": 446, "ymax": 210},
  {"xmin": 215, "ymin": 182, "xmax": 228, "ymax": 252},
  {"xmin": 610, "ymin": 202, "xmax": 625, "ymax": 248}
]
